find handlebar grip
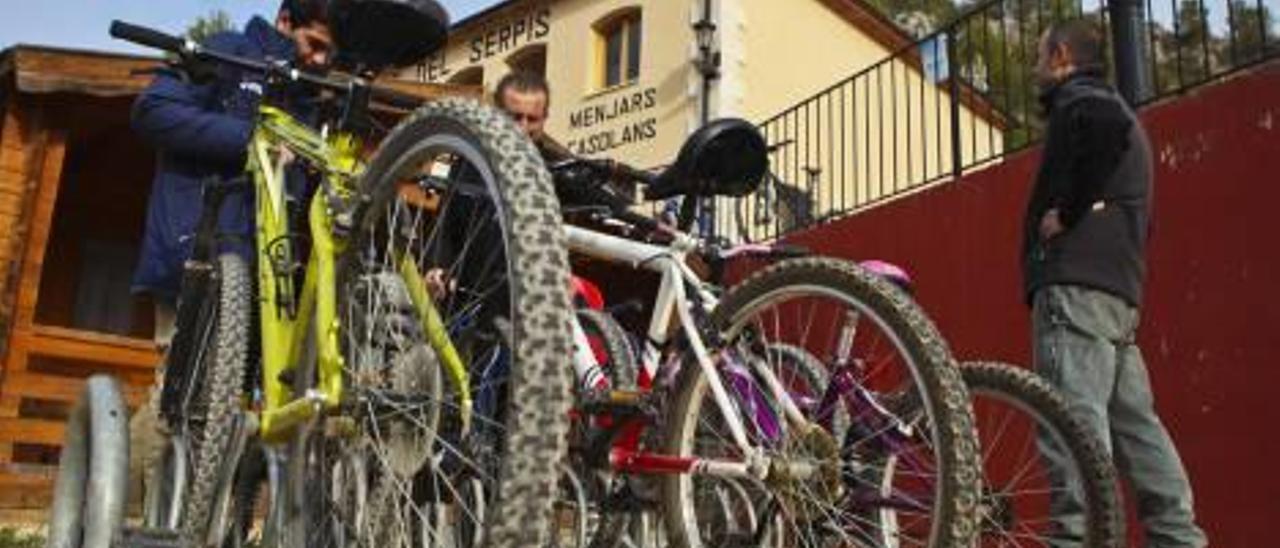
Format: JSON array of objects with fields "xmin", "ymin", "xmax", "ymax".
[{"xmin": 110, "ymin": 20, "xmax": 188, "ymax": 54}]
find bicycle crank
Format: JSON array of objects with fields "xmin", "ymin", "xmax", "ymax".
[{"xmin": 766, "ymin": 423, "xmax": 842, "ymax": 522}]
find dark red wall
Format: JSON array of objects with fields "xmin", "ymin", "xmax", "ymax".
[{"xmin": 771, "ymin": 61, "xmax": 1280, "ymax": 545}]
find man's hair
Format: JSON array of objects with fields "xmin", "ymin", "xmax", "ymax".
[
  {"xmin": 1046, "ymin": 18, "xmax": 1106, "ymax": 70},
  {"xmin": 280, "ymin": 0, "xmax": 331, "ymax": 26},
  {"xmin": 493, "ymin": 71, "xmax": 551, "ymax": 110}
]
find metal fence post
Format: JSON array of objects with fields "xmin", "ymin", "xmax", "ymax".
[
  {"xmin": 1110, "ymin": 0, "xmax": 1152, "ymax": 104},
  {"xmin": 947, "ymin": 27, "xmax": 963, "ymax": 179}
]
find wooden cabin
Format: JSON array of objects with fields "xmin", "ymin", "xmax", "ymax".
[{"xmin": 0, "ymin": 45, "xmax": 475, "ymax": 510}]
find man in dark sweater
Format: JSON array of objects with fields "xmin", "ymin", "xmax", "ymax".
[
  {"xmin": 1024, "ymin": 20, "xmax": 1206, "ymax": 547},
  {"xmin": 492, "ymin": 70, "xmax": 572, "ymax": 163}
]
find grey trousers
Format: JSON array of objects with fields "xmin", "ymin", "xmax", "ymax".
[{"xmin": 1033, "ymin": 285, "xmax": 1207, "ymax": 547}]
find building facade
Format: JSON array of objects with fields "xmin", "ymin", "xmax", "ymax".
[{"xmin": 406, "ymin": 0, "xmax": 1003, "ymax": 238}]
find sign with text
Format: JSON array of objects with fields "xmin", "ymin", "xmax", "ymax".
[
  {"xmin": 565, "ymin": 88, "xmax": 660, "ymax": 156},
  {"xmin": 416, "ymin": 4, "xmax": 552, "ymax": 83}
]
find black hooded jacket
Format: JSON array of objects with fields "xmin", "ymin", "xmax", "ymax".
[{"xmin": 1022, "ymin": 70, "xmax": 1153, "ymax": 306}]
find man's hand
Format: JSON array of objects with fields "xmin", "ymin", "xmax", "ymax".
[
  {"xmin": 425, "ymin": 268, "xmax": 456, "ymax": 299},
  {"xmin": 1039, "ymin": 208, "xmax": 1065, "ymax": 240}
]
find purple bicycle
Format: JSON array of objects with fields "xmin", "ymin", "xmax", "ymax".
[{"xmin": 756, "ymin": 260, "xmax": 1122, "ymax": 548}]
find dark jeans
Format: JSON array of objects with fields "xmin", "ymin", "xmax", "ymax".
[{"xmin": 1033, "ymin": 284, "xmax": 1207, "ymax": 548}]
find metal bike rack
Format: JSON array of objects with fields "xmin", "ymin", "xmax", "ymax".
[{"xmin": 47, "ymin": 375, "xmax": 130, "ymax": 548}]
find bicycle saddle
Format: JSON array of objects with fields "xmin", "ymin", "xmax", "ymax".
[
  {"xmin": 330, "ymin": 0, "xmax": 450, "ymax": 71},
  {"xmin": 644, "ymin": 118, "xmax": 768, "ymax": 201}
]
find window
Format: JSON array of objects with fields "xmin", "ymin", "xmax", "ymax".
[
  {"xmin": 595, "ymin": 9, "xmax": 642, "ymax": 89},
  {"xmin": 507, "ymin": 44, "xmax": 548, "ymax": 78}
]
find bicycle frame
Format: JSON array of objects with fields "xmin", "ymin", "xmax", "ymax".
[
  {"xmin": 242, "ymin": 105, "xmax": 472, "ymax": 442},
  {"xmin": 247, "ymin": 106, "xmax": 351, "ymax": 441},
  {"xmin": 565, "ymin": 224, "xmax": 812, "ymax": 480}
]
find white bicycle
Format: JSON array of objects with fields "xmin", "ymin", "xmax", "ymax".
[{"xmin": 550, "ymin": 118, "xmax": 982, "ymax": 548}]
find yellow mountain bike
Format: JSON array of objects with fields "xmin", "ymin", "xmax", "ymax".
[{"xmin": 111, "ymin": 3, "xmax": 574, "ymax": 547}]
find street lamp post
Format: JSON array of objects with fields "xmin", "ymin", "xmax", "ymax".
[
  {"xmin": 692, "ymin": 1, "xmax": 721, "ymax": 235},
  {"xmin": 693, "ymin": 17, "xmax": 721, "ymax": 124}
]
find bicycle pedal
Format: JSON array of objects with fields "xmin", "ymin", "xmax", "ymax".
[
  {"xmin": 578, "ymin": 389, "xmax": 651, "ymax": 417},
  {"xmin": 113, "ymin": 527, "xmax": 186, "ymax": 548}
]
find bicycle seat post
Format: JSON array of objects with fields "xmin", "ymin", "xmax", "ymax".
[{"xmin": 676, "ymin": 197, "xmax": 700, "ymax": 233}]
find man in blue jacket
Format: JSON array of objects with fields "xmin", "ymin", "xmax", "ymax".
[
  {"xmin": 128, "ymin": 0, "xmax": 333, "ymax": 507},
  {"xmin": 132, "ymin": 0, "xmax": 333, "ymax": 344}
]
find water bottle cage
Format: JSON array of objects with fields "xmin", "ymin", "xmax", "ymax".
[{"xmin": 266, "ymin": 233, "xmax": 309, "ymax": 319}]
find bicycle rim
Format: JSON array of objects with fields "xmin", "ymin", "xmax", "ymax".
[{"xmin": 663, "ymin": 259, "xmax": 979, "ymax": 548}]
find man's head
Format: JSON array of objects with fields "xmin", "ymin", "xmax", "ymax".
[
  {"xmin": 277, "ymin": 0, "xmax": 334, "ymax": 69},
  {"xmin": 1036, "ymin": 19, "xmax": 1105, "ymax": 91},
  {"xmin": 494, "ymin": 71, "xmax": 551, "ymax": 141}
]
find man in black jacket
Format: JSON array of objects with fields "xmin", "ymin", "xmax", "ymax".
[{"xmin": 1024, "ymin": 20, "xmax": 1206, "ymax": 546}]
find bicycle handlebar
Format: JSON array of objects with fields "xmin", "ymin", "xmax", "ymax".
[
  {"xmin": 716, "ymin": 242, "xmax": 810, "ymax": 261},
  {"xmin": 548, "ymin": 157, "xmax": 667, "ymax": 235},
  {"xmin": 370, "ymin": 86, "xmax": 426, "ymax": 111},
  {"xmin": 550, "ymin": 157, "xmax": 657, "ymax": 188},
  {"xmin": 110, "ymin": 20, "xmax": 189, "ymax": 54},
  {"xmin": 110, "ymin": 20, "xmax": 424, "ymax": 110},
  {"xmin": 612, "ymin": 209, "xmax": 661, "ymax": 234},
  {"xmin": 611, "ymin": 161, "xmax": 658, "ymax": 187}
]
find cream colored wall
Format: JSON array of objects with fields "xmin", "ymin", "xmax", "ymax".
[
  {"xmin": 540, "ymin": 0, "xmax": 699, "ymax": 168},
  {"xmin": 727, "ymin": 0, "xmax": 890, "ymax": 123},
  {"xmin": 720, "ymin": 1, "xmax": 1004, "ymax": 240},
  {"xmin": 408, "ymin": 0, "xmax": 700, "ymax": 168}
]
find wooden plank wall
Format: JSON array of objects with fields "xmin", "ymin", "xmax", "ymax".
[
  {"xmin": 0, "ymin": 94, "xmax": 39, "ymax": 349},
  {"xmin": 0, "ymin": 98, "xmax": 63, "ymax": 468},
  {"xmin": 0, "ymin": 93, "xmax": 160, "ymax": 507}
]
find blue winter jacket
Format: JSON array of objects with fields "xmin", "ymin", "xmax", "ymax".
[{"xmin": 131, "ymin": 16, "xmax": 303, "ymax": 301}]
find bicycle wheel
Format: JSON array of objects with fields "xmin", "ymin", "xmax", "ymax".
[
  {"xmin": 662, "ymin": 258, "xmax": 980, "ymax": 547},
  {"xmin": 565, "ymin": 308, "xmax": 674, "ymax": 548},
  {"xmin": 142, "ymin": 437, "xmax": 185, "ymax": 530},
  {"xmin": 577, "ymin": 308, "xmax": 638, "ymax": 388},
  {"xmin": 551, "ymin": 309, "xmax": 641, "ymax": 548},
  {"xmin": 298, "ymin": 98, "xmax": 575, "ymax": 548},
  {"xmin": 165, "ymin": 253, "xmax": 252, "ymax": 544},
  {"xmin": 208, "ymin": 434, "xmax": 272, "ymax": 548},
  {"xmin": 762, "ymin": 343, "xmax": 828, "ymax": 415},
  {"xmin": 960, "ymin": 361, "xmax": 1121, "ymax": 548}
]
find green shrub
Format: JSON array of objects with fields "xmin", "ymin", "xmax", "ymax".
[{"xmin": 0, "ymin": 528, "xmax": 43, "ymax": 548}]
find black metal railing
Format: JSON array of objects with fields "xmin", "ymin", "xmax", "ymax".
[{"xmin": 718, "ymin": 0, "xmax": 1279, "ymax": 242}]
